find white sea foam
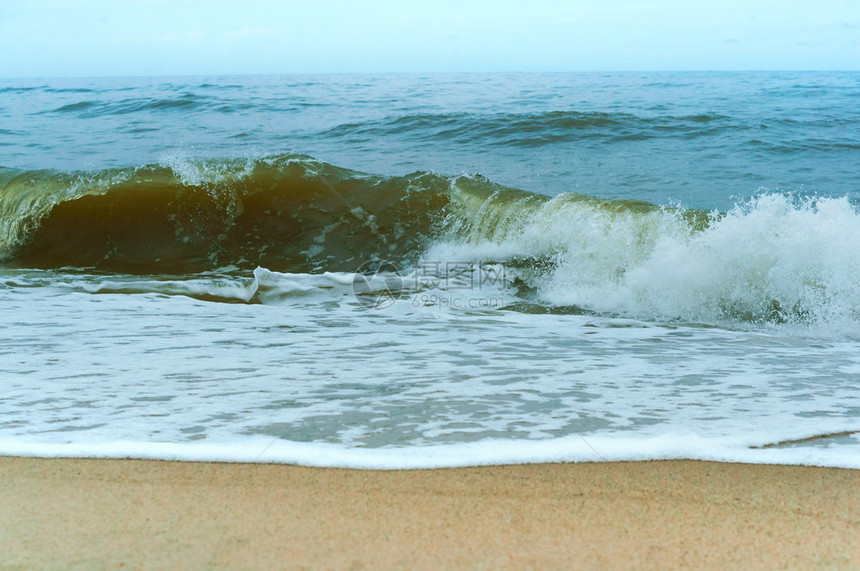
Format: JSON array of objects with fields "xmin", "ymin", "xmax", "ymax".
[
  {"xmin": 432, "ymin": 191, "xmax": 860, "ymax": 336},
  {"xmin": 1, "ymin": 432, "xmax": 858, "ymax": 470},
  {"xmin": 2, "ymin": 269, "xmax": 858, "ymax": 469}
]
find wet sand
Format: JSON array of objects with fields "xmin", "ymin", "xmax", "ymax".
[{"xmin": 1, "ymin": 457, "xmax": 857, "ymax": 569}]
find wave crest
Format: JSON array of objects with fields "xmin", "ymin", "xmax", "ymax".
[{"xmin": 4, "ymin": 154, "xmax": 860, "ymax": 331}]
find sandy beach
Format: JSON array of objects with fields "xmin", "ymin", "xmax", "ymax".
[{"xmin": 0, "ymin": 458, "xmax": 857, "ymax": 569}]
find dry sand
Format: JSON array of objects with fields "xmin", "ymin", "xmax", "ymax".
[{"xmin": 1, "ymin": 457, "xmax": 858, "ymax": 569}]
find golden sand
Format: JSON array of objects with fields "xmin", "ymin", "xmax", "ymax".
[{"xmin": 1, "ymin": 457, "xmax": 857, "ymax": 569}]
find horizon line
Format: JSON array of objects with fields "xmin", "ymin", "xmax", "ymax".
[{"xmin": 3, "ymin": 69, "xmax": 859, "ymax": 81}]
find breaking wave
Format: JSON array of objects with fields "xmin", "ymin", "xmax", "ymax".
[
  {"xmin": 0, "ymin": 154, "xmax": 452, "ymax": 273},
  {"xmin": 3, "ymin": 153, "xmax": 860, "ymax": 331}
]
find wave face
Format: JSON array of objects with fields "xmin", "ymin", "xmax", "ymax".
[
  {"xmin": 4, "ymin": 154, "xmax": 860, "ymax": 331},
  {"xmin": 0, "ymin": 155, "xmax": 455, "ymax": 273}
]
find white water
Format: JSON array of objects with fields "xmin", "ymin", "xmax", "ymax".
[
  {"xmin": 435, "ymin": 189, "xmax": 860, "ymax": 337},
  {"xmin": 2, "ymin": 266, "xmax": 858, "ymax": 469}
]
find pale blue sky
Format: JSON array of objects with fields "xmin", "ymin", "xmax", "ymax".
[{"xmin": 1, "ymin": 0, "xmax": 858, "ymax": 78}]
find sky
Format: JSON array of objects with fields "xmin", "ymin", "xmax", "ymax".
[{"xmin": 0, "ymin": 0, "xmax": 858, "ymax": 78}]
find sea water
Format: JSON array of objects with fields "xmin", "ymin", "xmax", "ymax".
[{"xmin": 1, "ymin": 72, "xmax": 859, "ymax": 468}]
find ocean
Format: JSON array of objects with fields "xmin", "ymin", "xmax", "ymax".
[{"xmin": 1, "ymin": 72, "xmax": 859, "ymax": 469}]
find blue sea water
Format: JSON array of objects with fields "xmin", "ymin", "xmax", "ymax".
[{"xmin": 1, "ymin": 72, "xmax": 859, "ymax": 468}]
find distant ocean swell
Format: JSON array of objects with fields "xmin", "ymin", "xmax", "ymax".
[
  {"xmin": 321, "ymin": 109, "xmax": 853, "ymax": 151},
  {"xmin": 3, "ymin": 153, "xmax": 860, "ymax": 332},
  {"xmin": 32, "ymin": 98, "xmax": 860, "ymax": 151},
  {"xmin": 318, "ymin": 111, "xmax": 748, "ymax": 146}
]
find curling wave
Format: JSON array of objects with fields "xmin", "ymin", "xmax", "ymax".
[
  {"xmin": 3, "ymin": 153, "xmax": 860, "ymax": 330},
  {"xmin": 0, "ymin": 154, "xmax": 455, "ymax": 272}
]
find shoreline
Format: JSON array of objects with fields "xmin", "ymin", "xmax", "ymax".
[{"xmin": 2, "ymin": 457, "xmax": 858, "ymax": 568}]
